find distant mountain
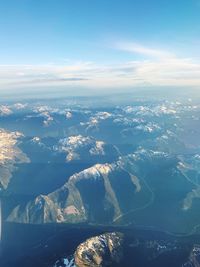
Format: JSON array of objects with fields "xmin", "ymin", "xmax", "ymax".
[
  {"xmin": 2, "ymin": 99, "xmax": 200, "ymax": 267},
  {"xmin": 1, "ymin": 99, "xmax": 200, "ymax": 235}
]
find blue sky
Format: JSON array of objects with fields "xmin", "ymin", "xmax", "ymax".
[{"xmin": 1, "ymin": 0, "xmax": 200, "ymax": 91}]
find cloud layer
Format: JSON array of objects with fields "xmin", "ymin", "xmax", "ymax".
[{"xmin": 1, "ymin": 42, "xmax": 200, "ymax": 91}]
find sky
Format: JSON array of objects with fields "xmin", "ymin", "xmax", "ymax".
[{"xmin": 1, "ymin": 0, "xmax": 200, "ymax": 94}]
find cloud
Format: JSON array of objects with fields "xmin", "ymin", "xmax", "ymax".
[
  {"xmin": 11, "ymin": 77, "xmax": 89, "ymax": 86},
  {"xmin": 1, "ymin": 43, "xmax": 200, "ymax": 91},
  {"xmin": 0, "ymin": 63, "xmax": 92, "ymax": 88},
  {"xmin": 114, "ymin": 41, "xmax": 174, "ymax": 58}
]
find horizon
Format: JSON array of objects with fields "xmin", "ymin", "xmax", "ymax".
[{"xmin": 1, "ymin": 0, "xmax": 200, "ymax": 95}]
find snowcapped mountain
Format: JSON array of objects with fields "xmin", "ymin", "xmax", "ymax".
[{"xmin": 1, "ymin": 98, "xmax": 200, "ymax": 234}]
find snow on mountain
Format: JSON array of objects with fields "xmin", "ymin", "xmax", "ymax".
[
  {"xmin": 0, "ymin": 105, "xmax": 12, "ymax": 116},
  {"xmin": 80, "ymin": 111, "xmax": 112, "ymax": 131},
  {"xmin": 54, "ymin": 135, "xmax": 106, "ymax": 162},
  {"xmin": 0, "ymin": 129, "xmax": 29, "ymax": 189}
]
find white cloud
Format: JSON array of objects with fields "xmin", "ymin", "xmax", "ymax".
[
  {"xmin": 114, "ymin": 41, "xmax": 174, "ymax": 58},
  {"xmin": 1, "ymin": 43, "xmax": 200, "ymax": 90}
]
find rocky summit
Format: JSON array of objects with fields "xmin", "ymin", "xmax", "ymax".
[{"xmin": 74, "ymin": 232, "xmax": 124, "ymax": 267}]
